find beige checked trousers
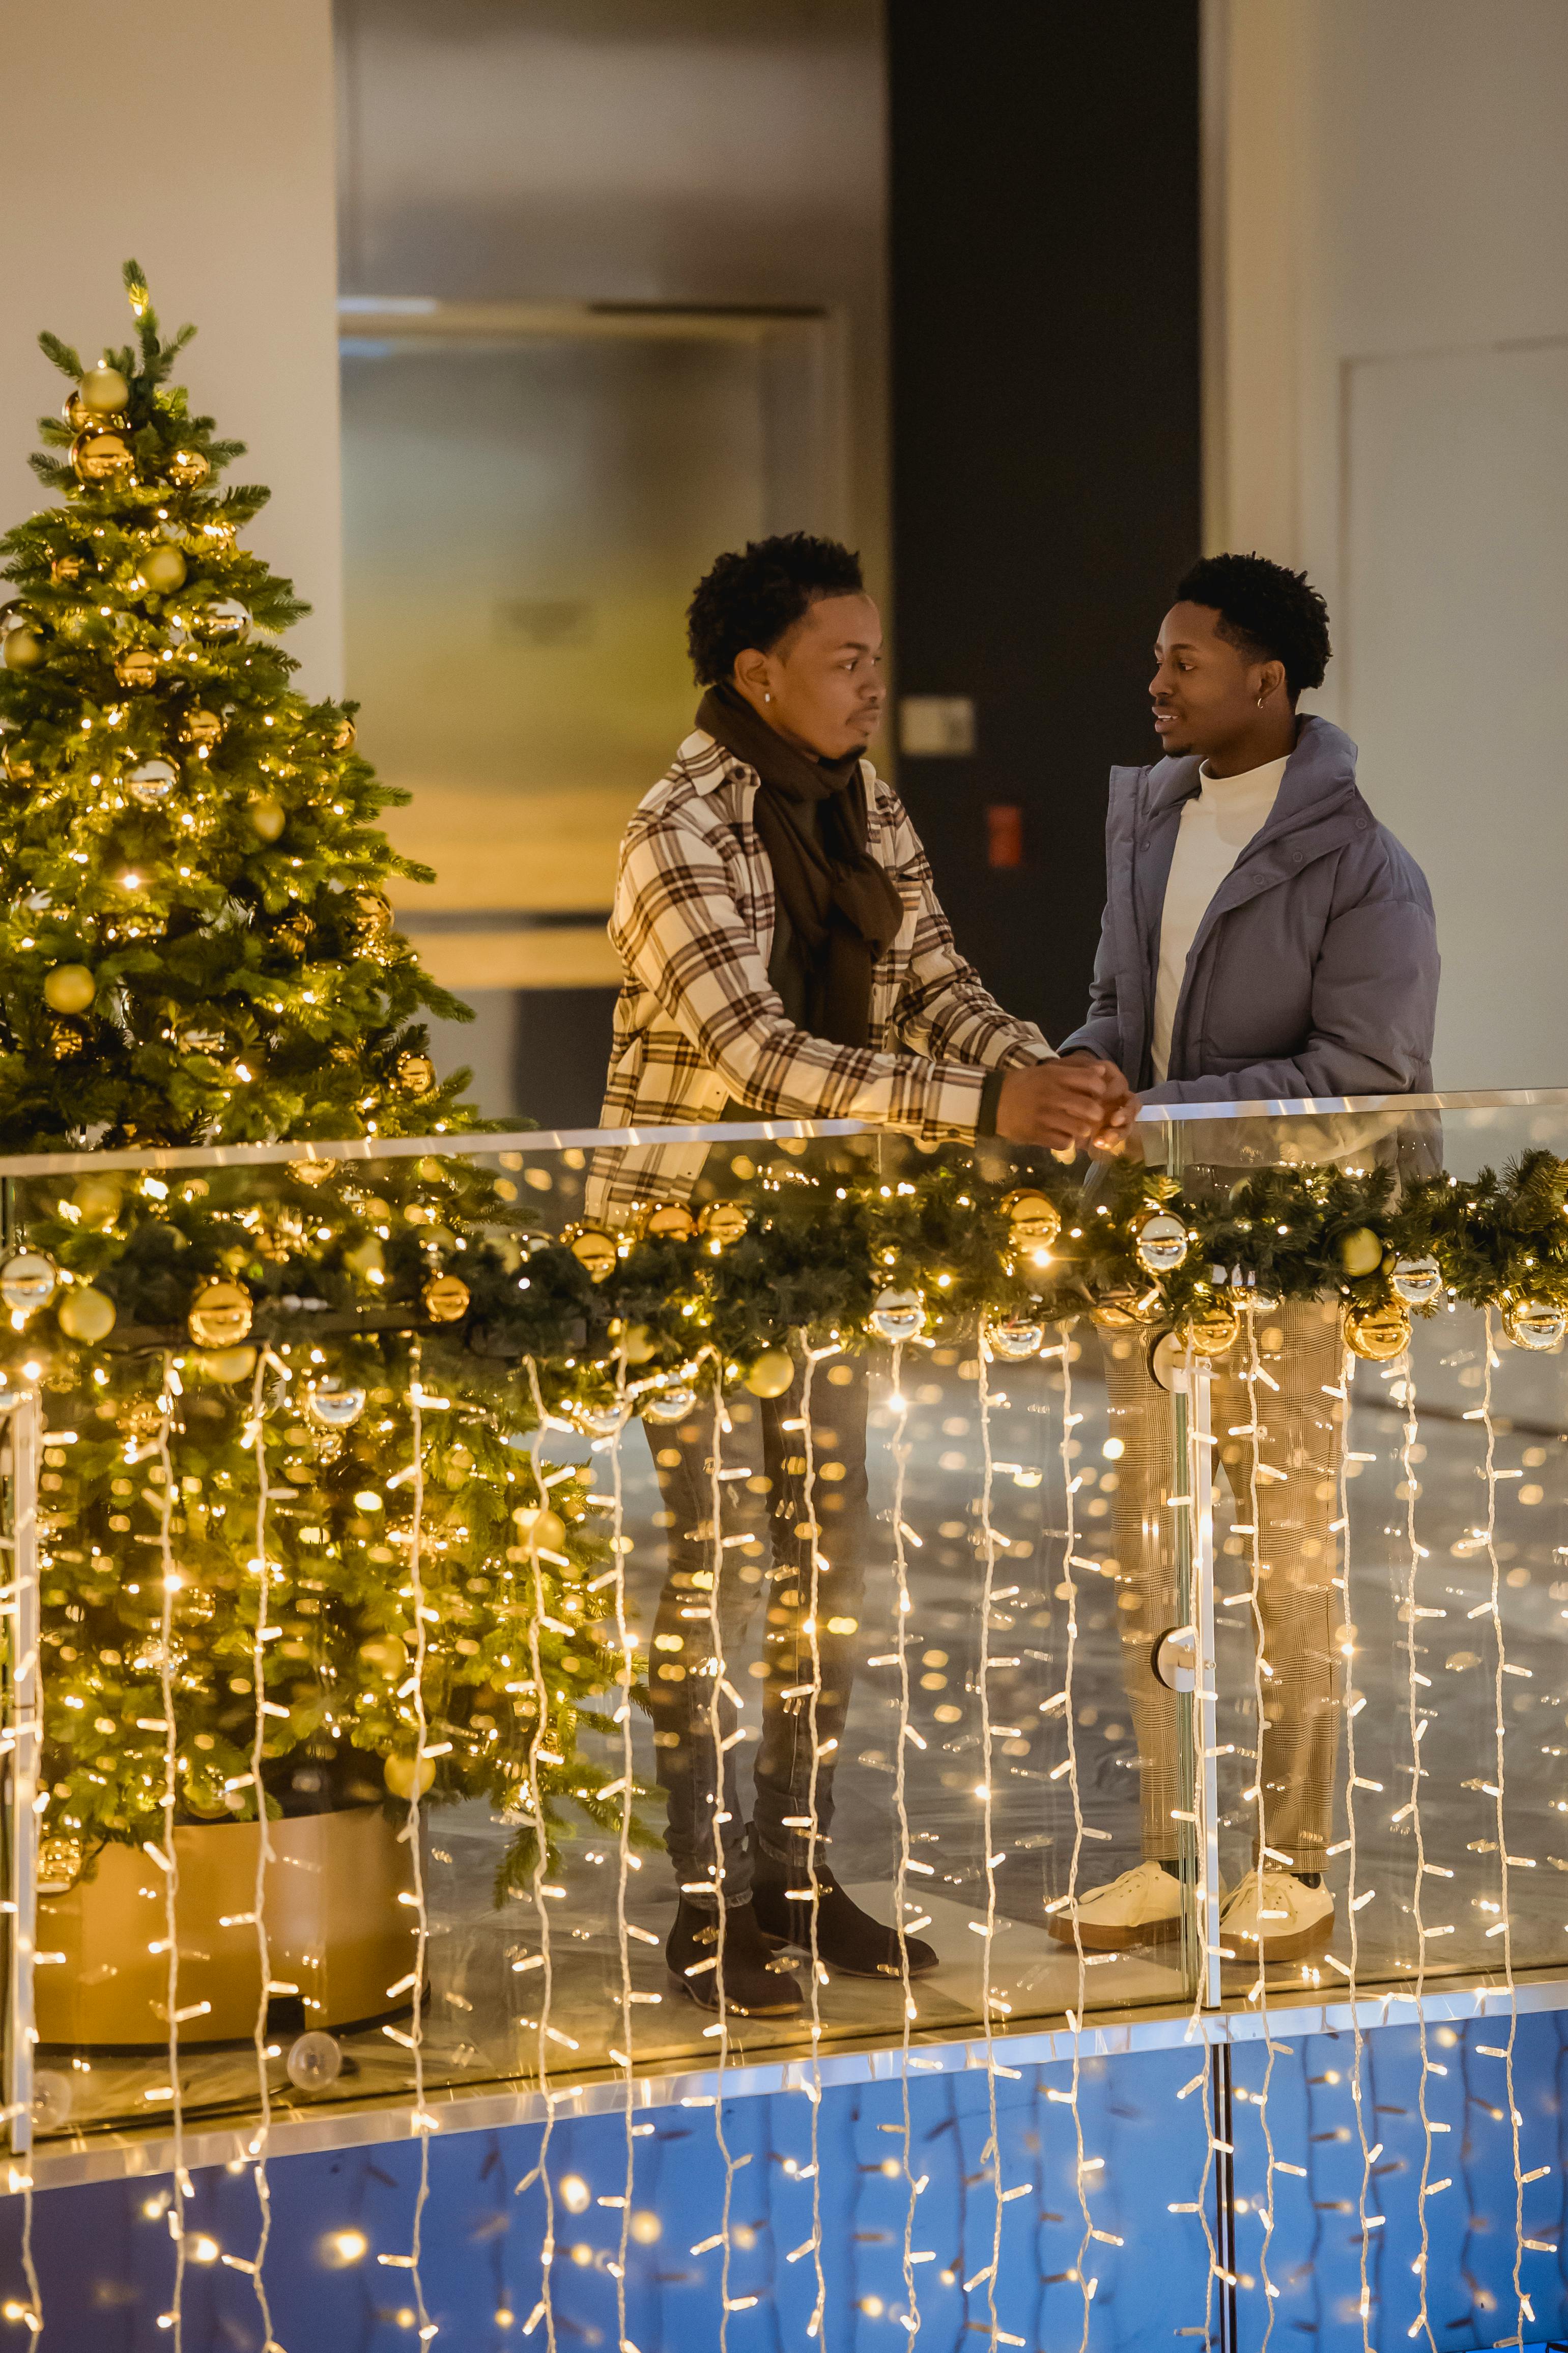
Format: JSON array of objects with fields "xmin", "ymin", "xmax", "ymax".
[{"xmin": 1099, "ymin": 1297, "xmax": 1345, "ymax": 1873}]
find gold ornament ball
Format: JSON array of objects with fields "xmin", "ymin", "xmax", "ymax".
[
  {"xmin": 307, "ymin": 1376, "xmax": 367, "ymax": 1430},
  {"xmin": 616, "ymin": 1320, "xmax": 658, "ymax": 1365},
  {"xmin": 58, "ymin": 1285, "xmax": 117, "ymax": 1343},
  {"xmin": 50, "ymin": 553, "xmax": 84, "ymax": 584},
  {"xmin": 70, "ymin": 429, "xmax": 132, "ymax": 484},
  {"xmin": 182, "ymin": 1776, "xmax": 231, "ymax": 1822},
  {"xmin": 48, "ymin": 1020, "xmax": 85, "ymax": 1060},
  {"xmin": 43, "ymin": 964, "xmax": 95, "ymax": 1016},
  {"xmin": 248, "ymin": 796, "xmax": 286, "ymax": 842},
  {"xmin": 1134, "ymin": 1209, "xmax": 1189, "ymax": 1276},
  {"xmin": 187, "ymin": 1278, "xmax": 254, "ymax": 1349},
  {"xmin": 3, "ymin": 625, "xmax": 45, "ymax": 670},
  {"xmin": 180, "ymin": 1025, "xmax": 225, "ymax": 1056},
  {"xmin": 697, "ymin": 1199, "xmax": 750, "ymax": 1249},
  {"xmin": 60, "ymin": 393, "xmax": 92, "ymax": 433},
  {"xmin": 384, "ymin": 1753, "xmax": 437, "ymax": 1802},
  {"xmin": 1337, "ymin": 1226, "xmax": 1384, "ymax": 1278},
  {"xmin": 636, "ymin": 1200, "xmax": 696, "ymax": 1243},
  {"xmin": 165, "ymin": 447, "xmax": 210, "ymax": 489},
  {"xmin": 37, "ymin": 1836, "xmax": 85, "ymax": 1895},
  {"xmin": 1343, "ymin": 1298, "xmax": 1411, "ymax": 1362},
  {"xmin": 192, "ymin": 1345, "xmax": 258, "ymax": 1384},
  {"xmin": 395, "ymin": 1051, "xmax": 435, "ymax": 1096},
  {"xmin": 349, "ymin": 890, "xmax": 394, "ymax": 943},
  {"xmin": 514, "ymin": 1505, "xmax": 567, "ymax": 1553},
  {"xmin": 1091, "ymin": 1287, "xmax": 1157, "ymax": 1329},
  {"xmin": 566, "ymin": 1224, "xmax": 619, "ymax": 1283},
  {"xmin": 1001, "ymin": 1187, "xmax": 1062, "ymax": 1254},
  {"xmin": 79, "ymin": 364, "xmax": 129, "ymax": 415},
  {"xmin": 274, "ymin": 915, "xmax": 315, "ymax": 959},
  {"xmin": 1504, "ymin": 1297, "xmax": 1567, "ymax": 1352},
  {"xmin": 0, "ymin": 1251, "xmax": 59, "ymax": 1318},
  {"xmin": 178, "ymin": 705, "xmax": 223, "ymax": 750},
  {"xmin": 328, "ymin": 716, "xmax": 357, "ymax": 753},
  {"xmin": 114, "ymin": 648, "xmax": 160, "ymax": 690},
  {"xmin": 357, "ymin": 1635, "xmax": 408, "ymax": 1679},
  {"xmin": 344, "ymin": 1235, "xmax": 385, "ymax": 1281},
  {"xmin": 139, "ymin": 544, "xmax": 186, "ymax": 595},
  {"xmin": 422, "ymin": 1272, "xmax": 471, "ymax": 1324},
  {"xmin": 2, "ymin": 740, "xmax": 35, "ymax": 782},
  {"xmin": 71, "ymin": 1174, "xmax": 123, "ymax": 1227},
  {"xmin": 744, "ymin": 1348, "xmax": 795, "ymax": 1399},
  {"xmin": 1178, "ymin": 1298, "xmax": 1242, "ymax": 1358}
]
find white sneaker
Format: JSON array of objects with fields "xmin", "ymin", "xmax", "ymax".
[
  {"xmin": 1220, "ymin": 1868, "xmax": 1334, "ymax": 1962},
  {"xmin": 1046, "ymin": 1859, "xmax": 1187, "ymax": 1951}
]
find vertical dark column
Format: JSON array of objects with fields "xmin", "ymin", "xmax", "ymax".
[{"xmin": 888, "ymin": 0, "xmax": 1202, "ymax": 1042}]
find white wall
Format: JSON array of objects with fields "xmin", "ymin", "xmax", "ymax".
[
  {"xmin": 1205, "ymin": 0, "xmax": 1568, "ymax": 1089},
  {"xmin": 0, "ymin": 0, "xmax": 344, "ymax": 694}
]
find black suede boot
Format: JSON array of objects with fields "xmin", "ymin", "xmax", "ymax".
[
  {"xmin": 666, "ymin": 1897, "xmax": 805, "ymax": 2016},
  {"xmin": 751, "ymin": 1850, "xmax": 940, "ymax": 1981}
]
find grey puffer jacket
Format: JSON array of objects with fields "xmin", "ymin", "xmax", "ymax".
[{"xmin": 1058, "ymin": 716, "xmax": 1438, "ymax": 1102}]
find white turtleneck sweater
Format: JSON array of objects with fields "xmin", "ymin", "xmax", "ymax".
[{"xmin": 1150, "ymin": 754, "xmax": 1289, "ymax": 1083}]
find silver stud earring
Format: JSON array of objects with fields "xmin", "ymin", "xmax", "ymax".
[{"xmin": 1257, "ymin": 692, "xmax": 1266, "ymax": 707}]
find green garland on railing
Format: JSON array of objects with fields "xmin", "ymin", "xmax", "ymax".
[{"xmin": 8, "ymin": 1140, "xmax": 1568, "ymax": 1902}]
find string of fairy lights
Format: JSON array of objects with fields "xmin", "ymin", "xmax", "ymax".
[{"xmin": 7, "ymin": 1206, "xmax": 1568, "ymax": 2343}]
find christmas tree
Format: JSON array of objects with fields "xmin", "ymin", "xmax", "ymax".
[
  {"xmin": 0, "ymin": 259, "xmax": 472, "ymax": 1149},
  {"xmin": 0, "ymin": 269, "xmax": 640, "ymax": 1914}
]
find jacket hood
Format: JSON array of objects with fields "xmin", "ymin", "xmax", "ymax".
[{"xmin": 1140, "ymin": 715, "xmax": 1362, "ymax": 839}]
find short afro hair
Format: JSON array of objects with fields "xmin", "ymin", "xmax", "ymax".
[
  {"xmin": 1174, "ymin": 552, "xmax": 1332, "ymax": 701},
  {"xmin": 687, "ymin": 533, "xmax": 865, "ymax": 686}
]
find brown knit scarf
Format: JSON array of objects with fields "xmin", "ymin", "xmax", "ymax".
[{"xmin": 698, "ymin": 681, "xmax": 903, "ymax": 1047}]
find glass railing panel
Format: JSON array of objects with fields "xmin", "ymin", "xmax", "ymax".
[{"xmin": 9, "ymin": 1093, "xmax": 1568, "ymax": 2160}]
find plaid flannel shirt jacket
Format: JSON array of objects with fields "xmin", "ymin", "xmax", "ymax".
[{"xmin": 585, "ymin": 729, "xmax": 1051, "ymax": 1217}]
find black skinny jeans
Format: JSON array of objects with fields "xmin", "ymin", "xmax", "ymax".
[{"xmin": 646, "ymin": 1358, "xmax": 869, "ymax": 1907}]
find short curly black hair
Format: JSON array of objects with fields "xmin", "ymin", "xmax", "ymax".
[
  {"xmin": 1174, "ymin": 552, "xmax": 1332, "ymax": 701},
  {"xmin": 686, "ymin": 533, "xmax": 866, "ymax": 685}
]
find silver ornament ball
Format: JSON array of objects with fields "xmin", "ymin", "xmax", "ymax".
[
  {"xmin": 1389, "ymin": 1252, "xmax": 1443, "ymax": 1308},
  {"xmin": 869, "ymin": 1286, "xmax": 925, "ymax": 1344},
  {"xmin": 1134, "ymin": 1211, "xmax": 1189, "ymax": 1276},
  {"xmin": 0, "ymin": 1250, "xmax": 59, "ymax": 1317},
  {"xmin": 987, "ymin": 1310, "xmax": 1046, "ymax": 1361},
  {"xmin": 306, "ymin": 1376, "xmax": 368, "ymax": 1432}
]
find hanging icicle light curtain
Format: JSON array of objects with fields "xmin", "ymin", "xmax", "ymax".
[{"xmin": 5, "ymin": 1100, "xmax": 1568, "ymax": 2350}]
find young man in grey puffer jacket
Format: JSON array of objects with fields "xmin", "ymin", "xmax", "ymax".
[{"xmin": 1053, "ymin": 554, "xmax": 1438, "ymax": 1968}]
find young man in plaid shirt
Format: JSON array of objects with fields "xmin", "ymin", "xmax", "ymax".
[{"xmin": 591, "ymin": 534, "xmax": 1130, "ymax": 2016}]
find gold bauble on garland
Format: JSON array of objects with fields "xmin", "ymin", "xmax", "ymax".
[
  {"xmin": 1390, "ymin": 1252, "xmax": 1443, "ymax": 1307},
  {"xmin": 187, "ymin": 1279, "xmax": 254, "ymax": 1348},
  {"xmin": 636, "ymin": 1200, "xmax": 696, "ymax": 1243},
  {"xmin": 128, "ymin": 759, "xmax": 177, "ymax": 805},
  {"xmin": 697, "ymin": 1199, "xmax": 750, "ymax": 1249},
  {"xmin": 192, "ymin": 1346, "xmax": 258, "ymax": 1385},
  {"xmin": 247, "ymin": 795, "xmax": 286, "ymax": 842},
  {"xmin": 395, "ymin": 1052, "xmax": 435, "ymax": 1097},
  {"xmin": 357, "ymin": 1635, "xmax": 408, "ymax": 1680},
  {"xmin": 191, "ymin": 597, "xmax": 250, "ymax": 647},
  {"xmin": 328, "ymin": 716, "xmax": 357, "ymax": 753},
  {"xmin": 348, "ymin": 890, "xmax": 394, "ymax": 945},
  {"xmin": 869, "ymin": 1287, "xmax": 926, "ymax": 1343},
  {"xmin": 1337, "ymin": 1226, "xmax": 1384, "ymax": 1277},
  {"xmin": 2, "ymin": 739, "xmax": 34, "ymax": 781},
  {"xmin": 744, "ymin": 1349, "xmax": 795, "ymax": 1399},
  {"xmin": 1177, "ymin": 1298, "xmax": 1241, "ymax": 1358},
  {"xmin": 1000, "ymin": 1188, "xmax": 1061, "ymax": 1260},
  {"xmin": 1343, "ymin": 1298, "xmax": 1411, "ymax": 1361},
  {"xmin": 565, "ymin": 1225, "xmax": 619, "ymax": 1283},
  {"xmin": 58, "ymin": 1285, "xmax": 117, "ymax": 1342},
  {"xmin": 422, "ymin": 1272, "xmax": 470, "ymax": 1324},
  {"xmin": 2, "ymin": 625, "xmax": 44, "ymax": 670},
  {"xmin": 71, "ymin": 1175, "xmax": 123, "ymax": 1228},
  {"xmin": 1091, "ymin": 1287, "xmax": 1159, "ymax": 1329}
]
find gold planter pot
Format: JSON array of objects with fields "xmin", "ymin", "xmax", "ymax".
[{"xmin": 38, "ymin": 1804, "xmax": 416, "ymax": 2047}]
